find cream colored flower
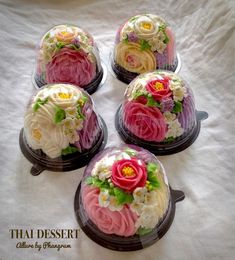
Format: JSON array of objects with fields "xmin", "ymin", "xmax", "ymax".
[
  {"xmin": 130, "ymin": 201, "xmax": 144, "ymax": 215},
  {"xmin": 166, "ymin": 119, "xmax": 184, "ymax": 138},
  {"xmin": 115, "ymin": 42, "xmax": 156, "ymax": 73},
  {"xmin": 134, "ymin": 16, "xmax": 158, "ymax": 40},
  {"xmin": 163, "ymin": 111, "xmax": 176, "ymax": 123},
  {"xmin": 173, "ymin": 87, "xmax": 186, "ymax": 102},
  {"xmin": 98, "ymin": 190, "xmax": 110, "ymax": 207},
  {"xmin": 91, "ymin": 156, "xmax": 114, "ymax": 180},
  {"xmin": 133, "ymin": 187, "xmax": 147, "ymax": 203},
  {"xmin": 108, "ymin": 196, "xmax": 123, "ymax": 211}
]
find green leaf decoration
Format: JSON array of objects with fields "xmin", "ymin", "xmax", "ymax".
[
  {"xmin": 124, "ymin": 148, "xmax": 137, "ymax": 157},
  {"xmin": 45, "ymin": 33, "xmax": 50, "ymax": 40},
  {"xmin": 56, "ymin": 42, "xmax": 65, "ymax": 50},
  {"xmin": 86, "ymin": 177, "xmax": 110, "ymax": 190},
  {"xmin": 77, "ymin": 105, "xmax": 85, "ymax": 120},
  {"xmin": 165, "ymin": 136, "xmax": 175, "ymax": 143},
  {"xmin": 33, "ymin": 97, "xmax": 49, "ymax": 112},
  {"xmin": 163, "ymin": 34, "xmax": 169, "ymax": 44},
  {"xmin": 113, "ymin": 187, "xmax": 133, "ymax": 205},
  {"xmin": 54, "ymin": 106, "xmax": 66, "ymax": 123},
  {"xmin": 123, "ymin": 35, "xmax": 129, "ymax": 44},
  {"xmin": 172, "ymin": 101, "xmax": 182, "ymax": 113},
  {"xmin": 136, "ymin": 227, "xmax": 153, "ymax": 236},
  {"xmin": 140, "ymin": 39, "xmax": 151, "ymax": 51},
  {"xmin": 133, "ymin": 91, "xmax": 145, "ymax": 100},
  {"xmin": 146, "ymin": 95, "xmax": 161, "ymax": 108},
  {"xmin": 70, "ymin": 44, "xmax": 80, "ymax": 50},
  {"xmin": 147, "ymin": 163, "xmax": 161, "ymax": 190},
  {"xmin": 85, "ymin": 176, "xmax": 94, "ymax": 185},
  {"xmin": 61, "ymin": 145, "xmax": 79, "ymax": 156}
]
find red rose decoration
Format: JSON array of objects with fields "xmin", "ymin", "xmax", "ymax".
[
  {"xmin": 146, "ymin": 78, "xmax": 171, "ymax": 101},
  {"xmin": 46, "ymin": 48, "xmax": 96, "ymax": 87},
  {"xmin": 111, "ymin": 158, "xmax": 147, "ymax": 192},
  {"xmin": 123, "ymin": 101, "xmax": 167, "ymax": 142}
]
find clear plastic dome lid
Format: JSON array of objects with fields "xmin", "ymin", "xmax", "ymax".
[
  {"xmin": 80, "ymin": 145, "xmax": 170, "ymax": 237},
  {"xmin": 115, "ymin": 71, "xmax": 208, "ymax": 155},
  {"xmin": 34, "ymin": 25, "xmax": 103, "ymax": 93},
  {"xmin": 112, "ymin": 14, "xmax": 179, "ymax": 83},
  {"xmin": 23, "ymin": 84, "xmax": 104, "ymax": 159}
]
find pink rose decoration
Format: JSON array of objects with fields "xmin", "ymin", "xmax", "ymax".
[
  {"xmin": 82, "ymin": 185, "xmax": 138, "ymax": 237},
  {"xmin": 123, "ymin": 101, "xmax": 167, "ymax": 142},
  {"xmin": 111, "ymin": 158, "xmax": 147, "ymax": 192},
  {"xmin": 146, "ymin": 78, "xmax": 171, "ymax": 101},
  {"xmin": 46, "ymin": 48, "xmax": 96, "ymax": 87}
]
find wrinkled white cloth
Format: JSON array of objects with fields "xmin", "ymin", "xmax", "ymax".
[{"xmin": 0, "ymin": 0, "xmax": 235, "ymax": 259}]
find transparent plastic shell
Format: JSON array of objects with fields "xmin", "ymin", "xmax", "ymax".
[
  {"xmin": 34, "ymin": 25, "xmax": 103, "ymax": 94},
  {"xmin": 20, "ymin": 84, "xmax": 107, "ymax": 175},
  {"xmin": 115, "ymin": 71, "xmax": 208, "ymax": 155},
  {"xmin": 112, "ymin": 14, "xmax": 178, "ymax": 83},
  {"xmin": 74, "ymin": 144, "xmax": 185, "ymax": 250}
]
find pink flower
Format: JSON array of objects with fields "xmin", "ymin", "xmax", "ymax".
[
  {"xmin": 123, "ymin": 101, "xmax": 167, "ymax": 142},
  {"xmin": 82, "ymin": 185, "xmax": 138, "ymax": 237},
  {"xmin": 45, "ymin": 48, "xmax": 96, "ymax": 87},
  {"xmin": 111, "ymin": 158, "xmax": 147, "ymax": 192},
  {"xmin": 146, "ymin": 78, "xmax": 171, "ymax": 101}
]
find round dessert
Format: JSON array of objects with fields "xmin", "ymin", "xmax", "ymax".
[
  {"xmin": 74, "ymin": 144, "xmax": 185, "ymax": 251},
  {"xmin": 115, "ymin": 71, "xmax": 208, "ymax": 155},
  {"xmin": 20, "ymin": 83, "xmax": 107, "ymax": 174},
  {"xmin": 112, "ymin": 14, "xmax": 179, "ymax": 83},
  {"xmin": 34, "ymin": 24, "xmax": 103, "ymax": 94}
]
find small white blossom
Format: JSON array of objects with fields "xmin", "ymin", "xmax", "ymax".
[
  {"xmin": 133, "ymin": 187, "xmax": 147, "ymax": 203},
  {"xmin": 130, "ymin": 201, "xmax": 144, "ymax": 215},
  {"xmin": 173, "ymin": 87, "xmax": 186, "ymax": 102},
  {"xmin": 166, "ymin": 119, "xmax": 184, "ymax": 138},
  {"xmin": 98, "ymin": 190, "xmax": 110, "ymax": 207},
  {"xmin": 108, "ymin": 196, "xmax": 123, "ymax": 211},
  {"xmin": 163, "ymin": 111, "xmax": 176, "ymax": 123}
]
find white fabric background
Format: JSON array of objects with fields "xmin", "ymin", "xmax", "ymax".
[{"xmin": 0, "ymin": 0, "xmax": 235, "ymax": 259}]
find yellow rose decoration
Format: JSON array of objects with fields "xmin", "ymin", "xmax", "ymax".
[{"xmin": 114, "ymin": 42, "xmax": 156, "ymax": 74}]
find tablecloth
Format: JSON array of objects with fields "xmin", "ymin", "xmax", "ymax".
[{"xmin": 0, "ymin": 0, "xmax": 235, "ymax": 259}]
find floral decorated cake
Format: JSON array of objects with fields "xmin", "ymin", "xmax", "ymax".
[
  {"xmin": 81, "ymin": 145, "xmax": 170, "ymax": 237},
  {"xmin": 34, "ymin": 25, "xmax": 103, "ymax": 93},
  {"xmin": 117, "ymin": 70, "xmax": 196, "ymax": 145},
  {"xmin": 112, "ymin": 14, "xmax": 178, "ymax": 83},
  {"xmin": 24, "ymin": 84, "xmax": 102, "ymax": 159}
]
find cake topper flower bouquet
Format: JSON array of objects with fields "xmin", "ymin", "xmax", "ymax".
[
  {"xmin": 75, "ymin": 145, "xmax": 185, "ymax": 251},
  {"xmin": 112, "ymin": 14, "xmax": 180, "ymax": 83},
  {"xmin": 115, "ymin": 71, "xmax": 208, "ymax": 155},
  {"xmin": 20, "ymin": 84, "xmax": 107, "ymax": 175},
  {"xmin": 34, "ymin": 25, "xmax": 104, "ymax": 94}
]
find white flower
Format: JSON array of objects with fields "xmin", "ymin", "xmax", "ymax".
[
  {"xmin": 173, "ymin": 87, "xmax": 186, "ymax": 102},
  {"xmin": 130, "ymin": 201, "xmax": 144, "ymax": 215},
  {"xmin": 163, "ymin": 111, "xmax": 176, "ymax": 123},
  {"xmin": 133, "ymin": 187, "xmax": 147, "ymax": 203},
  {"xmin": 166, "ymin": 119, "xmax": 184, "ymax": 138},
  {"xmin": 134, "ymin": 16, "xmax": 158, "ymax": 40},
  {"xmin": 135, "ymin": 204, "xmax": 158, "ymax": 229},
  {"xmin": 144, "ymin": 190, "xmax": 159, "ymax": 205},
  {"xmin": 98, "ymin": 190, "xmax": 110, "ymax": 207},
  {"xmin": 156, "ymin": 41, "xmax": 166, "ymax": 54},
  {"xmin": 108, "ymin": 196, "xmax": 123, "ymax": 211},
  {"xmin": 90, "ymin": 156, "xmax": 114, "ymax": 180}
]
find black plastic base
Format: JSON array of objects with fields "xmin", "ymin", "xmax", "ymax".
[
  {"xmin": 33, "ymin": 64, "xmax": 105, "ymax": 95},
  {"xmin": 19, "ymin": 117, "xmax": 108, "ymax": 176},
  {"xmin": 74, "ymin": 184, "xmax": 185, "ymax": 251},
  {"xmin": 111, "ymin": 54, "xmax": 180, "ymax": 84},
  {"xmin": 115, "ymin": 105, "xmax": 208, "ymax": 155}
]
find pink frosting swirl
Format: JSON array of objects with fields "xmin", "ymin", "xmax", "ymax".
[
  {"xmin": 45, "ymin": 48, "xmax": 96, "ymax": 87},
  {"xmin": 123, "ymin": 101, "xmax": 167, "ymax": 142},
  {"xmin": 82, "ymin": 185, "xmax": 138, "ymax": 237},
  {"xmin": 165, "ymin": 27, "xmax": 175, "ymax": 65}
]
